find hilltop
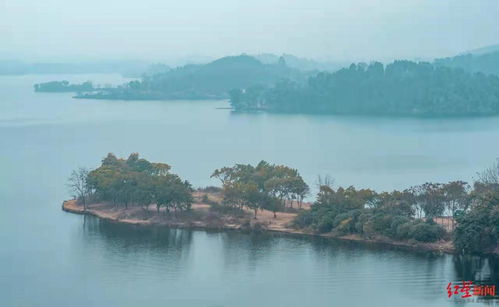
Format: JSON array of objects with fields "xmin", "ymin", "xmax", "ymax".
[
  {"xmin": 74, "ymin": 55, "xmax": 306, "ymax": 100},
  {"xmin": 435, "ymin": 44, "xmax": 499, "ymax": 76}
]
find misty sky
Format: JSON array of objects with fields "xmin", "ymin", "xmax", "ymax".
[{"xmin": 1, "ymin": 0, "xmax": 498, "ymax": 63}]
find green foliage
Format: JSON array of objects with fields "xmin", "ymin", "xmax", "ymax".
[
  {"xmin": 410, "ymin": 183, "xmax": 446, "ymax": 219},
  {"xmin": 293, "ymin": 174, "xmax": 499, "ymax": 252},
  {"xmin": 75, "ymin": 55, "xmax": 305, "ymax": 100},
  {"xmin": 211, "ymin": 161, "xmax": 309, "ymax": 218},
  {"xmin": 230, "ymin": 60, "xmax": 499, "ymax": 116},
  {"xmin": 454, "ymin": 189, "xmax": 499, "ymax": 254},
  {"xmin": 317, "ymin": 215, "xmax": 335, "ymax": 233},
  {"xmin": 435, "ymin": 51, "xmax": 499, "ymax": 76},
  {"xmin": 84, "ymin": 153, "xmax": 192, "ymax": 213},
  {"xmin": 294, "ymin": 183, "xmax": 448, "ymax": 243},
  {"xmin": 410, "ymin": 221, "xmax": 446, "ymax": 242},
  {"xmin": 395, "ymin": 222, "xmax": 414, "ymax": 240}
]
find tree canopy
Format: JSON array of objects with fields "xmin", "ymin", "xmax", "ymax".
[
  {"xmin": 435, "ymin": 51, "xmax": 499, "ymax": 77},
  {"xmin": 293, "ymin": 181, "xmax": 478, "ymax": 244},
  {"xmin": 453, "ymin": 161, "xmax": 499, "ymax": 254},
  {"xmin": 230, "ymin": 60, "xmax": 499, "ymax": 116},
  {"xmin": 211, "ymin": 161, "xmax": 309, "ymax": 218},
  {"xmin": 81, "ymin": 153, "xmax": 193, "ymax": 213}
]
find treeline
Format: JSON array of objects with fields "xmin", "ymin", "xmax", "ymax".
[
  {"xmin": 230, "ymin": 60, "xmax": 499, "ymax": 116},
  {"xmin": 69, "ymin": 153, "xmax": 193, "ymax": 213},
  {"xmin": 74, "ymin": 55, "xmax": 305, "ymax": 100},
  {"xmin": 294, "ymin": 176, "xmax": 498, "ymax": 254},
  {"xmin": 69, "ymin": 153, "xmax": 498, "ymax": 254},
  {"xmin": 211, "ymin": 161, "xmax": 309, "ymax": 217},
  {"xmin": 34, "ymin": 80, "xmax": 94, "ymax": 92},
  {"xmin": 435, "ymin": 50, "xmax": 499, "ymax": 77}
]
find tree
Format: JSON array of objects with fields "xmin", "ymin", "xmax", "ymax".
[
  {"xmin": 442, "ymin": 181, "xmax": 470, "ymax": 230},
  {"xmin": 154, "ymin": 174, "xmax": 192, "ymax": 214},
  {"xmin": 213, "ymin": 161, "xmax": 308, "ymax": 218},
  {"xmin": 411, "ymin": 183, "xmax": 445, "ymax": 219},
  {"xmin": 68, "ymin": 167, "xmax": 90, "ymax": 211},
  {"xmin": 102, "ymin": 153, "xmax": 119, "ymax": 166},
  {"xmin": 240, "ymin": 182, "xmax": 262, "ymax": 218},
  {"xmin": 478, "ymin": 158, "xmax": 499, "ymax": 185},
  {"xmin": 454, "ymin": 190, "xmax": 499, "ymax": 254},
  {"xmin": 261, "ymin": 194, "xmax": 283, "ymax": 218},
  {"xmin": 85, "ymin": 153, "xmax": 191, "ymax": 214},
  {"xmin": 152, "ymin": 163, "xmax": 171, "ymax": 176}
]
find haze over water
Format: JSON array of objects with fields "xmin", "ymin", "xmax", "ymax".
[
  {"xmin": 2, "ymin": 74, "xmax": 499, "ymax": 192},
  {"xmin": 0, "ymin": 74, "xmax": 497, "ymax": 306}
]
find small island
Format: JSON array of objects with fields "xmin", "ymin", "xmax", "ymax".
[
  {"xmin": 34, "ymin": 80, "xmax": 95, "ymax": 92},
  {"xmin": 64, "ymin": 153, "xmax": 499, "ymax": 255}
]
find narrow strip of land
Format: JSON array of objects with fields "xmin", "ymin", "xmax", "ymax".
[{"xmin": 62, "ymin": 191, "xmax": 455, "ymax": 254}]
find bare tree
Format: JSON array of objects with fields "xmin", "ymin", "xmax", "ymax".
[
  {"xmin": 68, "ymin": 167, "xmax": 90, "ymax": 211},
  {"xmin": 478, "ymin": 158, "xmax": 499, "ymax": 184},
  {"xmin": 316, "ymin": 175, "xmax": 335, "ymax": 189},
  {"xmin": 442, "ymin": 181, "xmax": 470, "ymax": 231}
]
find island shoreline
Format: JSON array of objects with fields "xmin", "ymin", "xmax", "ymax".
[{"xmin": 62, "ymin": 199, "xmax": 458, "ymax": 255}]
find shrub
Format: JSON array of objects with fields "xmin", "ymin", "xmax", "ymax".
[
  {"xmin": 355, "ymin": 212, "xmax": 373, "ymax": 234},
  {"xmin": 293, "ymin": 210, "xmax": 315, "ymax": 229},
  {"xmin": 389, "ymin": 216, "xmax": 411, "ymax": 238},
  {"xmin": 410, "ymin": 221, "xmax": 445, "ymax": 242},
  {"xmin": 395, "ymin": 222, "xmax": 414, "ymax": 240},
  {"xmin": 317, "ymin": 215, "xmax": 335, "ymax": 233},
  {"xmin": 333, "ymin": 210, "xmax": 361, "ymax": 234},
  {"xmin": 209, "ymin": 203, "xmax": 246, "ymax": 217},
  {"xmin": 368, "ymin": 213, "xmax": 393, "ymax": 236}
]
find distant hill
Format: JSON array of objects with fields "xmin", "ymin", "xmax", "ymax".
[
  {"xmin": 75, "ymin": 55, "xmax": 306, "ymax": 100},
  {"xmin": 230, "ymin": 60, "xmax": 499, "ymax": 116},
  {"xmin": 435, "ymin": 44, "xmax": 499, "ymax": 76},
  {"xmin": 254, "ymin": 53, "xmax": 347, "ymax": 72},
  {"xmin": 461, "ymin": 44, "xmax": 499, "ymax": 56}
]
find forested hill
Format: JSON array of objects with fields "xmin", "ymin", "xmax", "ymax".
[
  {"xmin": 229, "ymin": 60, "xmax": 499, "ymax": 116},
  {"xmin": 75, "ymin": 55, "xmax": 305, "ymax": 100},
  {"xmin": 435, "ymin": 50, "xmax": 499, "ymax": 76}
]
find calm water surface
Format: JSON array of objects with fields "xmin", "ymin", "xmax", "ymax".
[{"xmin": 0, "ymin": 74, "xmax": 497, "ymax": 306}]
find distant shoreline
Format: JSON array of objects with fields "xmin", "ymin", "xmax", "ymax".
[{"xmin": 62, "ymin": 198, "xmax": 456, "ymax": 255}]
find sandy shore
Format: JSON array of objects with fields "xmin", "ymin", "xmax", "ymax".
[{"xmin": 62, "ymin": 196, "xmax": 455, "ymax": 255}]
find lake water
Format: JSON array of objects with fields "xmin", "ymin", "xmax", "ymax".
[{"xmin": 0, "ymin": 74, "xmax": 497, "ymax": 306}]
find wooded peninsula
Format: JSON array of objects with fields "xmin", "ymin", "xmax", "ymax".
[
  {"xmin": 230, "ymin": 60, "xmax": 499, "ymax": 116},
  {"xmin": 64, "ymin": 153, "xmax": 499, "ymax": 256},
  {"xmin": 34, "ymin": 53, "xmax": 499, "ymax": 116}
]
